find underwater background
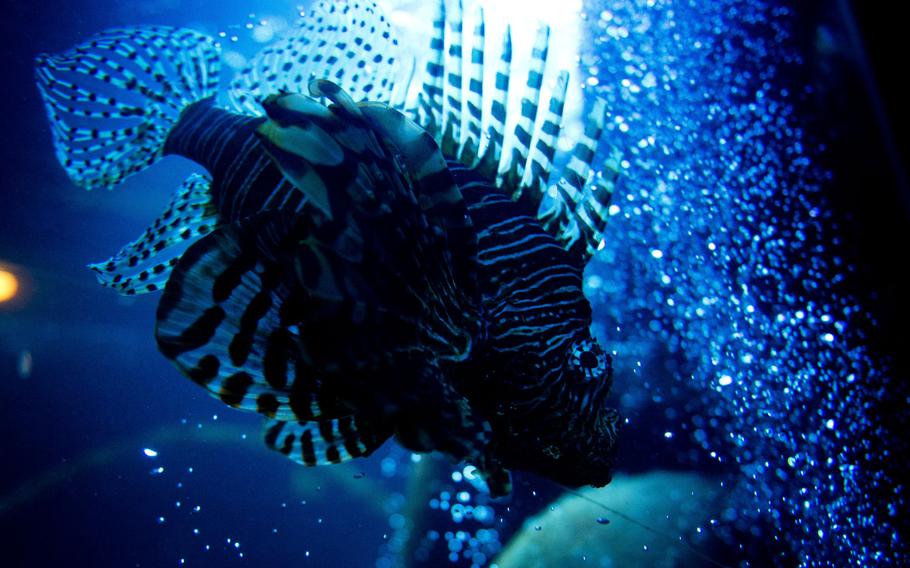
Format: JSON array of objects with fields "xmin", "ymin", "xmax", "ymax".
[{"xmin": 1, "ymin": 0, "xmax": 907, "ymax": 566}]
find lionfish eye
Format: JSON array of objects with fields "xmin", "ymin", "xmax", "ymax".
[{"xmin": 568, "ymin": 338, "xmax": 607, "ymax": 381}]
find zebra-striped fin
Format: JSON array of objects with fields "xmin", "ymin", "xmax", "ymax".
[
  {"xmin": 404, "ymin": 2, "xmax": 623, "ymax": 265},
  {"xmin": 263, "ymin": 415, "xmax": 390, "ymax": 466},
  {"xmin": 35, "ymin": 26, "xmax": 220, "ymax": 190},
  {"xmin": 474, "ymin": 23, "xmax": 512, "ymax": 181},
  {"xmin": 228, "ymin": 0, "xmax": 403, "ymax": 115},
  {"xmin": 439, "ymin": 0, "xmax": 464, "ymax": 158},
  {"xmin": 552, "ymin": 97, "xmax": 610, "ymax": 255},
  {"xmin": 522, "ymin": 70, "xmax": 568, "ymax": 207},
  {"xmin": 569, "ymin": 149, "xmax": 621, "ymax": 258},
  {"xmin": 415, "ymin": 0, "xmax": 447, "ymax": 138},
  {"xmin": 155, "ymin": 211, "xmax": 381, "ymax": 424},
  {"xmin": 497, "ymin": 24, "xmax": 550, "ymax": 196},
  {"xmin": 460, "ymin": 5, "xmax": 486, "ymax": 167},
  {"xmin": 88, "ymin": 174, "xmax": 217, "ymax": 296}
]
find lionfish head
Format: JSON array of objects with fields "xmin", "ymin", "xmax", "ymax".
[{"xmin": 500, "ymin": 335, "xmax": 621, "ymax": 488}]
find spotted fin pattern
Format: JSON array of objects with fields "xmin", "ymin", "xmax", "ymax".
[
  {"xmin": 35, "ymin": 27, "xmax": 220, "ymax": 190},
  {"xmin": 409, "ymin": 1, "xmax": 622, "ymax": 263},
  {"xmin": 229, "ymin": 0, "xmax": 405, "ymax": 116},
  {"xmin": 263, "ymin": 416, "xmax": 389, "ymax": 466},
  {"xmin": 88, "ymin": 174, "xmax": 217, "ymax": 296}
]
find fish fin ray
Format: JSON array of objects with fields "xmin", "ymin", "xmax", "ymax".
[
  {"xmin": 263, "ymin": 415, "xmax": 390, "ymax": 466},
  {"xmin": 228, "ymin": 0, "xmax": 405, "ymax": 115},
  {"xmin": 406, "ymin": 6, "xmax": 623, "ymax": 265},
  {"xmin": 155, "ymin": 211, "xmax": 374, "ymax": 423},
  {"xmin": 35, "ymin": 26, "xmax": 220, "ymax": 190},
  {"xmin": 88, "ymin": 173, "xmax": 217, "ymax": 296}
]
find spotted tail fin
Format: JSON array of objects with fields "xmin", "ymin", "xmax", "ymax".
[{"xmin": 35, "ymin": 26, "xmax": 220, "ymax": 190}]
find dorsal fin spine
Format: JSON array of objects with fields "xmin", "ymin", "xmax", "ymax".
[
  {"xmin": 460, "ymin": 5, "xmax": 486, "ymax": 167},
  {"xmin": 440, "ymin": 0, "xmax": 465, "ymax": 157}
]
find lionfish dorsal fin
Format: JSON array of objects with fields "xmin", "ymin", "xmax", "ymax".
[
  {"xmin": 408, "ymin": 1, "xmax": 624, "ymax": 265},
  {"xmin": 228, "ymin": 0, "xmax": 409, "ymax": 115}
]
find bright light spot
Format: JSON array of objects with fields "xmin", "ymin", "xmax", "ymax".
[
  {"xmin": 143, "ymin": 448, "xmax": 159, "ymax": 457},
  {"xmin": 651, "ymin": 249, "xmax": 664, "ymax": 259},
  {"xmin": 822, "ymin": 333, "xmax": 835, "ymax": 343},
  {"xmin": 252, "ymin": 24, "xmax": 275, "ymax": 43},
  {"xmin": 223, "ymin": 50, "xmax": 248, "ymax": 70},
  {"xmin": 0, "ymin": 270, "xmax": 19, "ymax": 303},
  {"xmin": 718, "ymin": 375, "xmax": 733, "ymax": 387},
  {"xmin": 825, "ymin": 419, "xmax": 835, "ymax": 430}
]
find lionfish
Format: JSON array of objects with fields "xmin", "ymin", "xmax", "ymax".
[{"xmin": 36, "ymin": 0, "xmax": 621, "ymax": 495}]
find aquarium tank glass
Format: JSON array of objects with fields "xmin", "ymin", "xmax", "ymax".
[{"xmin": 1, "ymin": 0, "xmax": 906, "ymax": 566}]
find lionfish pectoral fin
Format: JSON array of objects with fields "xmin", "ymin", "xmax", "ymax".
[
  {"xmin": 87, "ymin": 174, "xmax": 217, "ymax": 296},
  {"xmin": 155, "ymin": 209, "xmax": 372, "ymax": 424},
  {"xmin": 358, "ymin": 102, "xmax": 479, "ymax": 294},
  {"xmin": 155, "ymin": 208, "xmax": 433, "ymax": 422},
  {"xmin": 254, "ymin": 86, "xmax": 399, "ymax": 223},
  {"xmin": 254, "ymin": 93, "xmax": 347, "ymax": 220},
  {"xmin": 263, "ymin": 415, "xmax": 391, "ymax": 466}
]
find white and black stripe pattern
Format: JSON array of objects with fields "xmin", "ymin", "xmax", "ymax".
[
  {"xmin": 475, "ymin": 23, "xmax": 512, "ymax": 181},
  {"xmin": 440, "ymin": 0, "xmax": 464, "ymax": 156},
  {"xmin": 497, "ymin": 24, "xmax": 550, "ymax": 194},
  {"xmin": 416, "ymin": 0, "xmax": 447, "ymax": 137},
  {"xmin": 522, "ymin": 70, "xmax": 568, "ymax": 202},
  {"xmin": 264, "ymin": 415, "xmax": 388, "ymax": 466},
  {"xmin": 35, "ymin": 26, "xmax": 220, "ymax": 190},
  {"xmin": 405, "ymin": 2, "xmax": 621, "ymax": 266},
  {"xmin": 460, "ymin": 5, "xmax": 486, "ymax": 166},
  {"xmin": 451, "ymin": 161, "xmax": 588, "ymax": 412},
  {"xmin": 155, "ymin": 219, "xmax": 337, "ymax": 423}
]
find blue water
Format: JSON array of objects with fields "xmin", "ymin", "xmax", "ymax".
[{"xmin": 1, "ymin": 0, "xmax": 906, "ymax": 566}]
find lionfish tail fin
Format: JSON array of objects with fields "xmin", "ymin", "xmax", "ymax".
[
  {"xmin": 35, "ymin": 26, "xmax": 220, "ymax": 190},
  {"xmin": 87, "ymin": 174, "xmax": 218, "ymax": 295}
]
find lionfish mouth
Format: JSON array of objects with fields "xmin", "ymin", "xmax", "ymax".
[{"xmin": 575, "ymin": 375, "xmax": 612, "ymax": 413}]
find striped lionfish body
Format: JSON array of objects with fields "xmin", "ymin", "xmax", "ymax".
[{"xmin": 36, "ymin": 0, "xmax": 620, "ymax": 494}]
